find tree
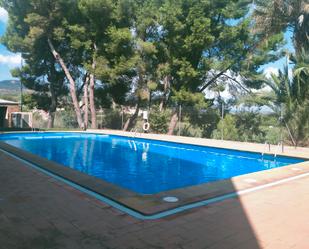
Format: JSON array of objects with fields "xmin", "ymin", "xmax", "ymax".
[
  {"xmin": 154, "ymin": 0, "xmax": 283, "ymax": 135},
  {"xmin": 212, "ymin": 114, "xmax": 239, "ymax": 141},
  {"xmin": 149, "ymin": 105, "xmax": 169, "ymax": 133},
  {"xmin": 188, "ymin": 108, "xmax": 220, "ymax": 138},
  {"xmin": 235, "ymin": 111, "xmax": 265, "ymax": 142},
  {"xmin": 76, "ymin": 0, "xmax": 119, "ymax": 129},
  {"xmin": 1, "ymin": 0, "xmax": 291, "ymax": 136},
  {"xmin": 253, "ymin": 0, "xmax": 309, "ymax": 53},
  {"xmin": 291, "ymin": 49, "xmax": 309, "ymax": 102},
  {"xmin": 94, "ymin": 25, "xmax": 138, "ymax": 130},
  {"xmin": 243, "ymin": 63, "xmax": 309, "ymax": 146},
  {"xmin": 1, "ymin": 0, "xmax": 87, "ymax": 129},
  {"xmin": 120, "ymin": 0, "xmax": 161, "ymax": 131},
  {"xmin": 11, "ymin": 60, "xmax": 67, "ymax": 128}
]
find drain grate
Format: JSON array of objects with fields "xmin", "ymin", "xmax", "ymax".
[{"xmin": 163, "ymin": 196, "xmax": 179, "ymax": 203}]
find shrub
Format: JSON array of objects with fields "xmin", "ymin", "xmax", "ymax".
[
  {"xmin": 212, "ymin": 114, "xmax": 239, "ymax": 141},
  {"xmin": 54, "ymin": 110, "xmax": 78, "ymax": 128},
  {"xmin": 187, "ymin": 108, "xmax": 220, "ymax": 138},
  {"xmin": 101, "ymin": 109, "xmax": 124, "ymax": 130},
  {"xmin": 235, "ymin": 111, "xmax": 265, "ymax": 142},
  {"xmin": 149, "ymin": 106, "xmax": 169, "ymax": 133}
]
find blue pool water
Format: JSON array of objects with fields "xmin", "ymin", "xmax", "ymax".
[{"xmin": 0, "ymin": 132, "xmax": 304, "ymax": 194}]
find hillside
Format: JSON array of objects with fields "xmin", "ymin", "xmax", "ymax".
[
  {"xmin": 0, "ymin": 80, "xmax": 22, "ymax": 91},
  {"xmin": 0, "ymin": 80, "xmax": 24, "ymax": 102}
]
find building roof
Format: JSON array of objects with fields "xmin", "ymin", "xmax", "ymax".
[{"xmin": 0, "ymin": 99, "xmax": 19, "ymax": 106}]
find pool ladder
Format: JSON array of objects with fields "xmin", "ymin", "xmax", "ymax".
[
  {"xmin": 261, "ymin": 142, "xmax": 271, "ymax": 157},
  {"xmin": 274, "ymin": 142, "xmax": 284, "ymax": 158},
  {"xmin": 261, "ymin": 142, "xmax": 284, "ymax": 158}
]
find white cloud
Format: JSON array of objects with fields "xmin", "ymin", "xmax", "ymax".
[
  {"xmin": 263, "ymin": 66, "xmax": 293, "ymax": 80},
  {"xmin": 0, "ymin": 7, "xmax": 8, "ymax": 23},
  {"xmin": 288, "ymin": 68, "xmax": 293, "ymax": 79},
  {"xmin": 264, "ymin": 67, "xmax": 279, "ymax": 79},
  {"xmin": 204, "ymin": 84, "xmax": 234, "ymax": 101},
  {"xmin": 0, "ymin": 54, "xmax": 22, "ymax": 67}
]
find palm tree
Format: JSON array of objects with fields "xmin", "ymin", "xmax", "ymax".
[
  {"xmin": 263, "ymin": 64, "xmax": 309, "ymax": 146},
  {"xmin": 253, "ymin": 0, "xmax": 309, "ymax": 53},
  {"xmin": 239, "ymin": 62, "xmax": 309, "ymax": 146},
  {"xmin": 291, "ymin": 49, "xmax": 309, "ymax": 102}
]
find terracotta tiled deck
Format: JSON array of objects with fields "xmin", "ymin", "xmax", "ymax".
[{"xmin": 1, "ymin": 137, "xmax": 309, "ymax": 248}]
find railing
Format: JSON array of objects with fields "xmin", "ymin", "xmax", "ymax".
[
  {"xmin": 261, "ymin": 142, "xmax": 271, "ymax": 157},
  {"xmin": 262, "ymin": 141, "xmax": 285, "ymax": 158},
  {"xmin": 274, "ymin": 142, "xmax": 284, "ymax": 158}
]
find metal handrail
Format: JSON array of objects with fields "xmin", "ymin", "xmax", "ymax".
[
  {"xmin": 261, "ymin": 142, "xmax": 271, "ymax": 157},
  {"xmin": 274, "ymin": 142, "xmax": 284, "ymax": 158}
]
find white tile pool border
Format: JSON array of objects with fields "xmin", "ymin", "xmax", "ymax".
[{"xmin": 2, "ymin": 147, "xmax": 309, "ymax": 220}]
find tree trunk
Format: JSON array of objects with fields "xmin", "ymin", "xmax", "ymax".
[
  {"xmin": 47, "ymin": 38, "xmax": 84, "ymax": 130},
  {"xmin": 89, "ymin": 43, "xmax": 97, "ymax": 129},
  {"xmin": 89, "ymin": 73, "xmax": 96, "ymax": 129},
  {"xmin": 83, "ymin": 75, "xmax": 89, "ymax": 129},
  {"xmin": 47, "ymin": 112, "xmax": 55, "ymax": 129},
  {"xmin": 47, "ymin": 83, "xmax": 57, "ymax": 129},
  {"xmin": 123, "ymin": 63, "xmax": 143, "ymax": 131},
  {"xmin": 111, "ymin": 99, "xmax": 117, "ymax": 110},
  {"xmin": 123, "ymin": 103, "xmax": 140, "ymax": 131},
  {"xmin": 159, "ymin": 76, "xmax": 170, "ymax": 111},
  {"xmin": 167, "ymin": 110, "xmax": 178, "ymax": 135},
  {"xmin": 284, "ymin": 121, "xmax": 297, "ymax": 147}
]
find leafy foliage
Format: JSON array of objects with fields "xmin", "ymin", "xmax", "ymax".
[
  {"xmin": 149, "ymin": 106, "xmax": 169, "ymax": 133},
  {"xmin": 1, "ymin": 0, "xmax": 308, "ymax": 145},
  {"xmin": 101, "ymin": 109, "xmax": 124, "ymax": 130},
  {"xmin": 253, "ymin": 0, "xmax": 309, "ymax": 53},
  {"xmin": 212, "ymin": 114, "xmax": 239, "ymax": 141},
  {"xmin": 235, "ymin": 111, "xmax": 266, "ymax": 142}
]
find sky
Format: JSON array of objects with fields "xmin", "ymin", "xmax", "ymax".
[
  {"xmin": 261, "ymin": 30, "xmax": 295, "ymax": 79},
  {"xmin": 0, "ymin": 7, "xmax": 294, "ymax": 82},
  {"xmin": 0, "ymin": 7, "xmax": 21, "ymax": 81}
]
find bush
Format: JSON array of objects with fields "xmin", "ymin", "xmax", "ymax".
[
  {"xmin": 235, "ymin": 111, "xmax": 265, "ymax": 143},
  {"xmin": 54, "ymin": 110, "xmax": 78, "ymax": 129},
  {"xmin": 179, "ymin": 122, "xmax": 202, "ymax": 137},
  {"xmin": 212, "ymin": 114, "xmax": 239, "ymax": 141},
  {"xmin": 187, "ymin": 108, "xmax": 220, "ymax": 138},
  {"xmin": 101, "ymin": 109, "xmax": 124, "ymax": 130},
  {"xmin": 149, "ymin": 107, "xmax": 169, "ymax": 133},
  {"xmin": 262, "ymin": 126, "xmax": 282, "ymax": 144},
  {"xmin": 32, "ymin": 111, "xmax": 48, "ymax": 129}
]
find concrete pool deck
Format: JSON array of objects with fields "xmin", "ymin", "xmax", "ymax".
[{"xmin": 1, "ymin": 131, "xmax": 309, "ymax": 248}]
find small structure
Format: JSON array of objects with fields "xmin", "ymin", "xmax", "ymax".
[
  {"xmin": 0, "ymin": 99, "xmax": 20, "ymax": 128},
  {"xmin": 11, "ymin": 112, "xmax": 33, "ymax": 129}
]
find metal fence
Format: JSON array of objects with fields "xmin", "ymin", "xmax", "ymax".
[{"xmin": 29, "ymin": 104, "xmax": 290, "ymax": 146}]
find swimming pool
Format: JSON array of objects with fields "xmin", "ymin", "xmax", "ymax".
[{"xmin": 0, "ymin": 132, "xmax": 303, "ymax": 194}]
